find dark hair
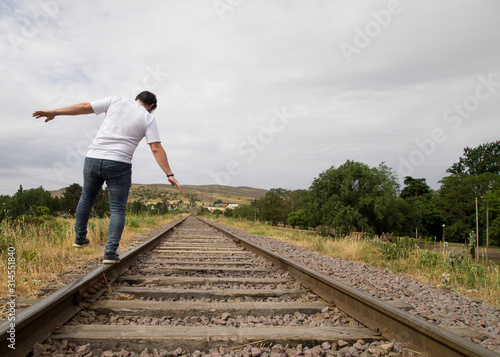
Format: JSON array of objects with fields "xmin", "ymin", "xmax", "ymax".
[{"xmin": 135, "ymin": 91, "xmax": 157, "ymax": 110}]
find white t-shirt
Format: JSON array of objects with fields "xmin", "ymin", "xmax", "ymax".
[{"xmin": 87, "ymin": 97, "xmax": 161, "ymax": 164}]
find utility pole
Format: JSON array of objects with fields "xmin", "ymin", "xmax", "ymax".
[
  {"xmin": 475, "ymin": 196, "xmax": 479, "ymax": 262},
  {"xmin": 486, "ymin": 200, "xmax": 489, "ymax": 264}
]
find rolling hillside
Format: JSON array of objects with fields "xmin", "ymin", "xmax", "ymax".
[
  {"xmin": 130, "ymin": 184, "xmax": 268, "ymax": 205},
  {"xmin": 52, "ymin": 184, "xmax": 268, "ymax": 206}
]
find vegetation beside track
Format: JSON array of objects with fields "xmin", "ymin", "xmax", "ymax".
[
  {"xmin": 209, "ymin": 216, "xmax": 500, "ymax": 308},
  {"xmin": 0, "ymin": 213, "xmax": 184, "ymax": 303}
]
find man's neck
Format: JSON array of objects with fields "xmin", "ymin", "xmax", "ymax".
[{"xmin": 136, "ymin": 100, "xmax": 149, "ymax": 112}]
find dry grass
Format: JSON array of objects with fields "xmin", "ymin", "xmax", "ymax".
[
  {"xmin": 0, "ymin": 214, "xmax": 182, "ymax": 301},
  {"xmin": 212, "ymin": 216, "xmax": 500, "ymax": 308},
  {"xmin": 212, "ymin": 218, "xmax": 378, "ymax": 263}
]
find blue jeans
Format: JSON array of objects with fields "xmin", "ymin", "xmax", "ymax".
[{"xmin": 74, "ymin": 157, "xmax": 132, "ymax": 254}]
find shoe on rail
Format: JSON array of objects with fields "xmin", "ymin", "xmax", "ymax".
[
  {"xmin": 103, "ymin": 252, "xmax": 120, "ymax": 264},
  {"xmin": 73, "ymin": 238, "xmax": 89, "ymax": 248}
]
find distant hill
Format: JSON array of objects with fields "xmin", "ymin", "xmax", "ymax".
[
  {"xmin": 51, "ymin": 184, "xmax": 268, "ymax": 205},
  {"xmin": 131, "ymin": 184, "xmax": 268, "ymax": 205},
  {"xmin": 153, "ymin": 184, "xmax": 268, "ymax": 199}
]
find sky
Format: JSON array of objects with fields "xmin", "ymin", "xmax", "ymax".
[{"xmin": 1, "ymin": 0, "xmax": 499, "ymax": 196}]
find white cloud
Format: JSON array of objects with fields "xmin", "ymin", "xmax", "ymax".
[{"xmin": 1, "ymin": 0, "xmax": 499, "ymax": 195}]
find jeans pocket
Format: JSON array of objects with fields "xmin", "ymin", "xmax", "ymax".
[
  {"xmin": 103, "ymin": 160, "xmax": 132, "ymax": 186},
  {"xmin": 83, "ymin": 159, "xmax": 97, "ymax": 179}
]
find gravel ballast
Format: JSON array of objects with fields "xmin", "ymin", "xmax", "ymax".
[
  {"xmin": 31, "ymin": 218, "xmax": 500, "ymax": 356},
  {"xmin": 207, "ymin": 220, "xmax": 500, "ymax": 354}
]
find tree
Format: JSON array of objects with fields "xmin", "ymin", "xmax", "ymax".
[
  {"xmin": 399, "ymin": 177, "xmax": 443, "ymax": 238},
  {"xmin": 61, "ymin": 183, "xmax": 82, "ymax": 215},
  {"xmin": 92, "ymin": 187, "xmax": 109, "ymax": 218},
  {"xmin": 440, "ymin": 141, "xmax": 500, "ymax": 244},
  {"xmin": 305, "ymin": 161, "xmax": 403, "ymax": 236},
  {"xmin": 437, "ymin": 174, "xmax": 487, "ymax": 242},
  {"xmin": 288, "ymin": 189, "xmax": 308, "ymax": 212},
  {"xmin": 197, "ymin": 206, "xmax": 211, "ymax": 216},
  {"xmin": 61, "ymin": 183, "xmax": 109, "ymax": 218},
  {"xmin": 232, "ymin": 201, "xmax": 258, "ymax": 220},
  {"xmin": 36, "ymin": 206, "xmax": 50, "ymax": 216},
  {"xmin": 400, "ymin": 177, "xmax": 432, "ymax": 199},
  {"xmin": 447, "ymin": 141, "xmax": 500, "ymax": 176},
  {"xmin": 481, "ymin": 187, "xmax": 500, "ymax": 246},
  {"xmin": 185, "ymin": 193, "xmax": 199, "ymax": 209},
  {"xmin": 287, "ymin": 209, "xmax": 308, "ymax": 229},
  {"xmin": 0, "ymin": 195, "xmax": 11, "ymax": 221},
  {"xmin": 154, "ymin": 202, "xmax": 164, "ymax": 214},
  {"xmin": 8, "ymin": 186, "xmax": 60, "ymax": 219},
  {"xmin": 127, "ymin": 200, "xmax": 148, "ymax": 214},
  {"xmin": 257, "ymin": 188, "xmax": 292, "ymax": 226}
]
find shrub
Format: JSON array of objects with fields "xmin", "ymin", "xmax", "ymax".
[
  {"xmin": 36, "ymin": 206, "xmax": 50, "ymax": 216},
  {"xmin": 379, "ymin": 237, "xmax": 414, "ymax": 260},
  {"xmin": 416, "ymin": 249, "xmax": 442, "ymax": 269}
]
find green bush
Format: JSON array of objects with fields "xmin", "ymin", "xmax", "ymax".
[
  {"xmin": 379, "ymin": 237, "xmax": 414, "ymax": 260},
  {"xmin": 416, "ymin": 249, "xmax": 442, "ymax": 269},
  {"xmin": 36, "ymin": 206, "xmax": 50, "ymax": 216},
  {"xmin": 127, "ymin": 219, "xmax": 139, "ymax": 228}
]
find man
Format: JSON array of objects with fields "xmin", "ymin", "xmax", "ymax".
[{"xmin": 33, "ymin": 91, "xmax": 182, "ymax": 264}]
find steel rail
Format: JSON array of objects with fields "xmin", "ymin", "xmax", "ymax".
[
  {"xmin": 201, "ymin": 217, "xmax": 499, "ymax": 357},
  {"xmin": 0, "ymin": 215, "xmax": 188, "ymax": 357}
]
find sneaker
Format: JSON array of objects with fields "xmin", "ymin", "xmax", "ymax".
[
  {"xmin": 73, "ymin": 238, "xmax": 89, "ymax": 248},
  {"xmin": 103, "ymin": 252, "xmax": 120, "ymax": 264}
]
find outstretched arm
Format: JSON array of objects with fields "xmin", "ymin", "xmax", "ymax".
[
  {"xmin": 33, "ymin": 102, "xmax": 94, "ymax": 123},
  {"xmin": 149, "ymin": 142, "xmax": 182, "ymax": 193}
]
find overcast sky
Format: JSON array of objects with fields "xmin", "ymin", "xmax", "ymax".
[{"xmin": 1, "ymin": 0, "xmax": 499, "ymax": 196}]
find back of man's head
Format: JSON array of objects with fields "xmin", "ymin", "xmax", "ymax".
[{"xmin": 136, "ymin": 91, "xmax": 157, "ymax": 110}]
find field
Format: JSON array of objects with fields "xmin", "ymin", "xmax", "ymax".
[
  {"xmin": 211, "ymin": 216, "xmax": 500, "ymax": 308},
  {"xmin": 51, "ymin": 184, "xmax": 268, "ymax": 206},
  {"xmin": 0, "ymin": 213, "xmax": 185, "ymax": 304},
  {"xmin": 2, "ymin": 198, "xmax": 499, "ymax": 310}
]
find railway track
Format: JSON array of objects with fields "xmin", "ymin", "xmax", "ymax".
[{"xmin": 1, "ymin": 215, "xmax": 498, "ymax": 356}]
